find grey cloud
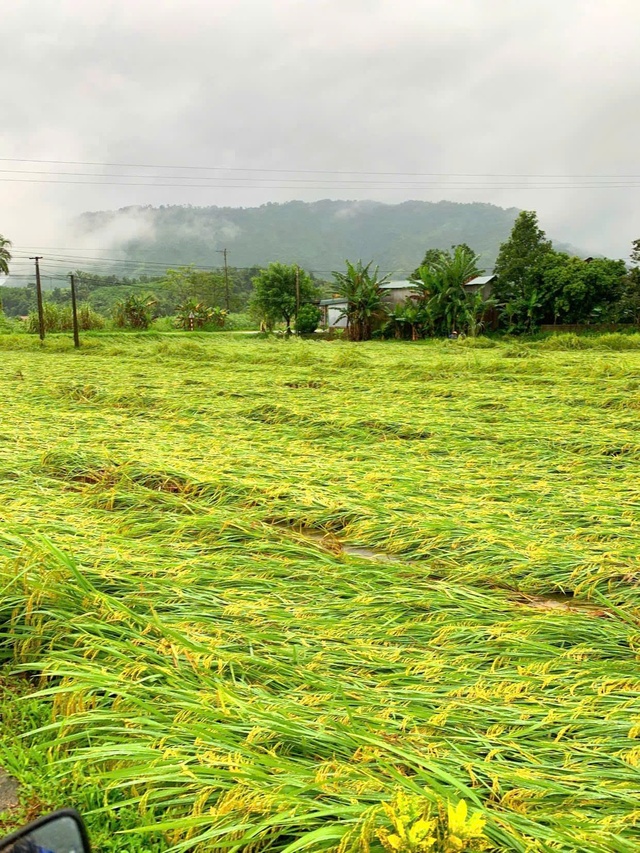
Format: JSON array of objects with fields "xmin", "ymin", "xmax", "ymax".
[{"xmin": 2, "ymin": 0, "xmax": 640, "ymax": 260}]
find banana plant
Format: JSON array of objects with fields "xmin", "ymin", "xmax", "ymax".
[
  {"xmin": 414, "ymin": 246, "xmax": 482, "ymax": 336},
  {"xmin": 332, "ymin": 260, "xmax": 390, "ymax": 341}
]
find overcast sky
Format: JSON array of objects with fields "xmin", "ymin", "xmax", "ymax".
[{"xmin": 3, "ymin": 0, "xmax": 640, "ymax": 266}]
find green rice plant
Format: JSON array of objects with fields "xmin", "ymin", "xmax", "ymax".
[{"xmin": 0, "ymin": 334, "xmax": 640, "ymax": 852}]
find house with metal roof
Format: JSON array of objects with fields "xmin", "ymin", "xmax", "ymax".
[
  {"xmin": 320, "ymin": 280, "xmax": 420, "ymax": 328},
  {"xmin": 320, "ymin": 275, "xmax": 497, "ymax": 329},
  {"xmin": 379, "ymin": 280, "xmax": 420, "ymax": 306},
  {"xmin": 463, "ymin": 274, "xmax": 496, "ymax": 300},
  {"xmin": 318, "ymin": 297, "xmax": 349, "ymax": 329}
]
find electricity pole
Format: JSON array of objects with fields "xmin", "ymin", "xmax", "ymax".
[
  {"xmin": 217, "ymin": 248, "xmax": 230, "ymax": 311},
  {"xmin": 69, "ymin": 273, "xmax": 80, "ymax": 348},
  {"xmin": 29, "ymin": 256, "xmax": 45, "ymax": 341},
  {"xmin": 295, "ymin": 265, "xmax": 300, "ymax": 335}
]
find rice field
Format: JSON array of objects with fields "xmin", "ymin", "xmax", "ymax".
[{"xmin": 1, "ymin": 332, "xmax": 639, "ymax": 852}]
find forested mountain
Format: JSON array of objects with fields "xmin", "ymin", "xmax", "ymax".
[{"xmin": 75, "ymin": 199, "xmax": 579, "ymax": 277}]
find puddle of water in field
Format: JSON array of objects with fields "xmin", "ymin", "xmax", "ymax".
[
  {"xmin": 273, "ymin": 523, "xmax": 399, "ymax": 563},
  {"xmin": 514, "ymin": 593, "xmax": 609, "ymax": 617},
  {"xmin": 273, "ymin": 522, "xmax": 611, "ymax": 615},
  {"xmin": 301, "ymin": 531, "xmax": 396, "ymax": 562},
  {"xmin": 340, "ymin": 544, "xmax": 397, "ymax": 562}
]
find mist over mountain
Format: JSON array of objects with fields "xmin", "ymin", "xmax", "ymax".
[{"xmin": 75, "ymin": 199, "xmax": 584, "ymax": 278}]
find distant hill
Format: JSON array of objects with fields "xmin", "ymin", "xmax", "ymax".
[{"xmin": 75, "ymin": 200, "xmax": 583, "ymax": 278}]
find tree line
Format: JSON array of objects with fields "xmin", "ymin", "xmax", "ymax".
[
  {"xmin": 492, "ymin": 212, "xmax": 638, "ymax": 332},
  {"xmin": 251, "ymin": 212, "xmax": 640, "ymax": 340},
  {"xmin": 2, "ymin": 210, "xmax": 640, "ymax": 338}
]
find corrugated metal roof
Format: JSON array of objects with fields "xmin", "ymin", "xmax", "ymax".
[
  {"xmin": 319, "ymin": 297, "xmax": 348, "ymax": 306},
  {"xmin": 380, "ymin": 280, "xmax": 418, "ymax": 290},
  {"xmin": 464, "ymin": 275, "xmax": 496, "ymax": 287}
]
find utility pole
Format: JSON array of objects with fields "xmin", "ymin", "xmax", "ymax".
[
  {"xmin": 217, "ymin": 248, "xmax": 230, "ymax": 311},
  {"xmin": 69, "ymin": 273, "xmax": 80, "ymax": 348},
  {"xmin": 295, "ymin": 265, "xmax": 300, "ymax": 335},
  {"xmin": 29, "ymin": 256, "xmax": 45, "ymax": 341}
]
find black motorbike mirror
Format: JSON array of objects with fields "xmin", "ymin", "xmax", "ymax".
[{"xmin": 0, "ymin": 810, "xmax": 90, "ymax": 853}]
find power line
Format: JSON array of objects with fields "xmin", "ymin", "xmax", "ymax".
[
  {"xmin": 1, "ymin": 167, "xmax": 639, "ymax": 188},
  {"xmin": 3, "ymin": 263, "xmax": 392, "ymax": 287},
  {"xmin": 10, "ymin": 254, "xmax": 234, "ymax": 273},
  {"xmin": 1, "ymin": 156, "xmax": 639, "ymax": 179},
  {"xmin": 2, "ymin": 176, "xmax": 640, "ymax": 191}
]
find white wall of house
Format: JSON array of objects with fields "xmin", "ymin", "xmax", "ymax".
[
  {"xmin": 326, "ymin": 305, "xmax": 348, "ymax": 328},
  {"xmin": 383, "ymin": 287, "xmax": 416, "ymax": 306},
  {"xmin": 380, "ymin": 281, "xmax": 419, "ymax": 307}
]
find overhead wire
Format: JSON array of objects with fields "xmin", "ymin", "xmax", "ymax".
[
  {"xmin": 9, "ymin": 250, "xmax": 367, "ymax": 277},
  {"xmin": 1, "ymin": 156, "xmax": 639, "ymax": 180},
  {"xmin": 5, "ymin": 254, "xmax": 371, "ymax": 287},
  {"xmin": 2, "ymin": 176, "xmax": 639, "ymax": 190},
  {"xmin": 3, "ymin": 168, "xmax": 638, "ymax": 188}
]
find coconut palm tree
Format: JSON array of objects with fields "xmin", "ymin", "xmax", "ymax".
[
  {"xmin": 332, "ymin": 260, "xmax": 390, "ymax": 341},
  {"xmin": 0, "ymin": 235, "xmax": 12, "ymax": 276}
]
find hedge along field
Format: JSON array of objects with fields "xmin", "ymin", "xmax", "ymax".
[{"xmin": 0, "ymin": 333, "xmax": 639, "ymax": 852}]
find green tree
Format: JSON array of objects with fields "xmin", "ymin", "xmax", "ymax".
[
  {"xmin": 618, "ymin": 239, "xmax": 640, "ymax": 323},
  {"xmin": 0, "ymin": 235, "xmax": 11, "ymax": 276},
  {"xmin": 497, "ymin": 249, "xmax": 627, "ymax": 332},
  {"xmin": 493, "ymin": 212, "xmax": 553, "ymax": 309},
  {"xmin": 165, "ymin": 266, "xmax": 226, "ymax": 310},
  {"xmin": 616, "ymin": 268, "xmax": 640, "ymax": 324},
  {"xmin": 332, "ymin": 260, "xmax": 390, "ymax": 341},
  {"xmin": 0, "ymin": 286, "xmax": 33, "ymax": 316},
  {"xmin": 412, "ymin": 244, "xmax": 476, "ymax": 280},
  {"xmin": 251, "ymin": 263, "xmax": 317, "ymax": 333},
  {"xmin": 543, "ymin": 255, "xmax": 626, "ymax": 324},
  {"xmin": 417, "ymin": 248, "xmax": 447, "ymax": 271}
]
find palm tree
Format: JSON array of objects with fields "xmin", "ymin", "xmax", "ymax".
[
  {"xmin": 0, "ymin": 235, "xmax": 12, "ymax": 276},
  {"xmin": 332, "ymin": 260, "xmax": 390, "ymax": 341}
]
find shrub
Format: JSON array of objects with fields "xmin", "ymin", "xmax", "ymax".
[
  {"xmin": 150, "ymin": 316, "xmax": 175, "ymax": 332},
  {"xmin": 224, "ymin": 312, "xmax": 257, "ymax": 331},
  {"xmin": 113, "ymin": 294, "xmax": 157, "ymax": 330},
  {"xmin": 295, "ymin": 304, "xmax": 322, "ymax": 335},
  {"xmin": 175, "ymin": 300, "xmax": 227, "ymax": 331}
]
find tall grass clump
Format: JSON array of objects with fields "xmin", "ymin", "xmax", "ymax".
[{"xmin": 26, "ymin": 302, "xmax": 105, "ymax": 333}]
